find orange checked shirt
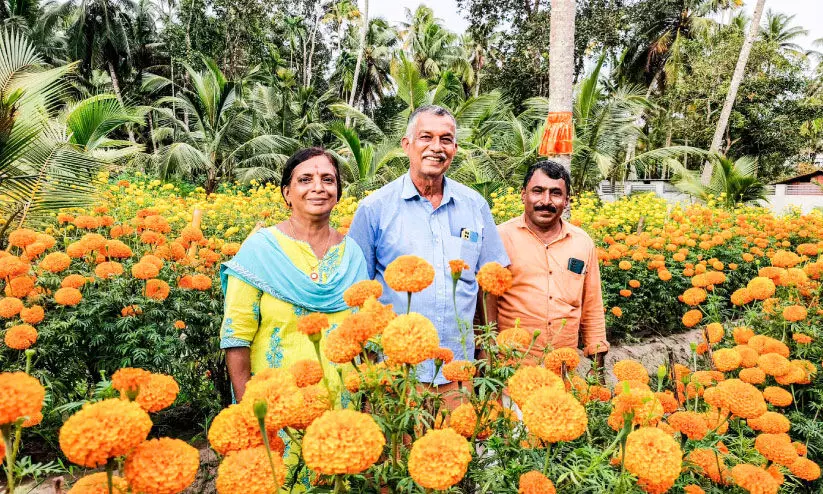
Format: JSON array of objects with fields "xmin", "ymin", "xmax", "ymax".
[{"xmin": 496, "ymin": 215, "xmax": 609, "ymax": 356}]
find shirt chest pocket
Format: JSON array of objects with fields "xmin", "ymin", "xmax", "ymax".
[
  {"xmin": 447, "ymin": 236, "xmax": 482, "ymax": 280},
  {"xmin": 554, "ymin": 270, "xmax": 585, "ymax": 308}
]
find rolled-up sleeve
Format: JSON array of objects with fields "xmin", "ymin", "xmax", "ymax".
[
  {"xmin": 580, "ymin": 245, "xmax": 609, "ymax": 356},
  {"xmin": 477, "ymin": 200, "xmax": 510, "ymax": 269},
  {"xmin": 220, "ymin": 275, "xmax": 263, "ymax": 349},
  {"xmin": 348, "ymin": 202, "xmax": 376, "ymax": 279}
]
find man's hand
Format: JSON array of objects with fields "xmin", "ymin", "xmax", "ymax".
[{"xmin": 587, "ymin": 351, "xmax": 607, "ymax": 385}]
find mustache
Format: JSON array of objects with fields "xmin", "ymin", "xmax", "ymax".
[
  {"xmin": 534, "ymin": 204, "xmax": 558, "ymax": 213},
  {"xmin": 422, "ymin": 153, "xmax": 447, "ymax": 160}
]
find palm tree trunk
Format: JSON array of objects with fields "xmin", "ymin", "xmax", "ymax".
[
  {"xmin": 546, "ymin": 0, "xmax": 575, "ymax": 172},
  {"xmin": 701, "ymin": 0, "xmax": 766, "ymax": 185},
  {"xmin": 346, "ymin": 0, "xmax": 368, "ymax": 126},
  {"xmin": 305, "ymin": 10, "xmax": 321, "ymax": 87},
  {"xmin": 107, "ymin": 60, "xmax": 135, "ymax": 143}
]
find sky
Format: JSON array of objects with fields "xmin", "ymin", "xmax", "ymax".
[{"xmin": 371, "ymin": 0, "xmax": 823, "ymax": 52}]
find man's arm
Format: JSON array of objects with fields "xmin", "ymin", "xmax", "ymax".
[{"xmin": 580, "ymin": 242, "xmax": 609, "ymax": 383}]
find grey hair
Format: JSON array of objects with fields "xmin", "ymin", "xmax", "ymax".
[{"xmin": 404, "ymin": 105, "xmax": 457, "ymax": 138}]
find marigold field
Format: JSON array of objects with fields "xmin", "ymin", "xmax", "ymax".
[{"xmin": 3, "ymin": 175, "xmax": 823, "ymax": 493}]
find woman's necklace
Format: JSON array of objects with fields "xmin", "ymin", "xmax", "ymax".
[{"xmin": 288, "ymin": 218, "xmax": 331, "ymax": 281}]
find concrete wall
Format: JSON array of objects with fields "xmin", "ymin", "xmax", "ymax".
[{"xmin": 598, "ymin": 181, "xmax": 823, "ymax": 214}]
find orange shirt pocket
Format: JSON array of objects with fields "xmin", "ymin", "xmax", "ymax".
[{"xmin": 555, "ymin": 270, "xmax": 585, "ymax": 308}]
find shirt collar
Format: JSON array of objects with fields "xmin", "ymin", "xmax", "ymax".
[
  {"xmin": 401, "ymin": 172, "xmax": 454, "ymax": 206},
  {"xmin": 516, "ymin": 214, "xmax": 570, "ymax": 241}
]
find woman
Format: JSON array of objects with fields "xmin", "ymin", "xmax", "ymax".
[{"xmin": 219, "ymin": 147, "xmax": 368, "ymax": 401}]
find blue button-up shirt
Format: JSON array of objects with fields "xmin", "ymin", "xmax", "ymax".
[{"xmin": 348, "ymin": 173, "xmax": 510, "ymax": 384}]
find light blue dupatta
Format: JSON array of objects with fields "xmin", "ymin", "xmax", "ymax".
[{"xmin": 220, "ymin": 228, "xmax": 368, "ymax": 312}]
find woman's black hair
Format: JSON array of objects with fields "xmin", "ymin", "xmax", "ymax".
[{"xmin": 280, "ymin": 147, "xmax": 343, "ymax": 206}]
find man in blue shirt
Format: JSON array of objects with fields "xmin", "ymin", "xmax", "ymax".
[{"xmin": 348, "ymin": 105, "xmax": 510, "ymax": 403}]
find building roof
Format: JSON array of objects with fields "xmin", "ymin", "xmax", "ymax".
[{"xmin": 773, "ymin": 170, "xmax": 823, "ymax": 185}]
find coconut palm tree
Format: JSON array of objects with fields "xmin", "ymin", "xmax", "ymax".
[
  {"xmin": 322, "ymin": 0, "xmax": 360, "ymax": 55},
  {"xmin": 346, "ymin": 0, "xmax": 368, "ymax": 121},
  {"xmin": 62, "ymin": 94, "xmax": 145, "ymax": 160},
  {"xmin": 759, "ymin": 10, "xmax": 808, "ymax": 57},
  {"xmin": 676, "ymin": 155, "xmax": 768, "ymax": 208},
  {"xmin": 545, "ymin": 0, "xmax": 576, "ymax": 171},
  {"xmin": 401, "ymin": 6, "xmax": 469, "ymax": 83}
]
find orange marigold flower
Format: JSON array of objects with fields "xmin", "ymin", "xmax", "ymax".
[
  {"xmin": 613, "ymin": 360, "xmax": 650, "ymax": 384},
  {"xmin": 713, "ymin": 348, "xmax": 742, "ymax": 372},
  {"xmin": 121, "ymin": 305, "xmax": 142, "ymax": 317},
  {"xmin": 747, "ymin": 411, "xmax": 791, "ymax": 434},
  {"xmin": 449, "ymin": 259, "xmax": 470, "ymax": 278},
  {"xmin": 442, "ymin": 360, "xmax": 476, "ymax": 382},
  {"xmin": 302, "ymin": 409, "xmax": 385, "ymax": 474},
  {"xmin": 772, "ymin": 250, "xmax": 802, "ymax": 268},
  {"xmin": 733, "ymin": 326, "xmax": 755, "ymax": 345},
  {"xmin": 544, "ymin": 347, "xmax": 581, "ymax": 375},
  {"xmin": 792, "ymin": 333, "xmax": 813, "ymax": 344},
  {"xmin": 382, "ymin": 313, "xmax": 439, "ymax": 365},
  {"xmin": 682, "ymin": 287, "xmax": 708, "ymax": 306},
  {"xmin": 140, "ymin": 254, "xmax": 164, "ymax": 270},
  {"xmin": 145, "ymin": 279, "xmax": 171, "ymax": 301},
  {"xmin": 763, "ymin": 386, "xmax": 792, "ymax": 407},
  {"xmin": 94, "ymin": 261, "xmax": 124, "ymax": 279},
  {"xmin": 59, "ymin": 399, "xmax": 152, "ymax": 467},
  {"xmin": 174, "ymin": 320, "xmax": 186, "ymax": 330},
  {"xmin": 629, "ymin": 279, "xmax": 641, "ymax": 288},
  {"xmin": 730, "ymin": 287, "xmax": 752, "ymax": 306},
  {"xmin": 289, "ymin": 359, "xmax": 324, "ymax": 387},
  {"xmin": 619, "ymin": 260, "xmax": 632, "ymax": 270},
  {"xmin": 360, "ymin": 296, "xmax": 396, "ymax": 334},
  {"xmin": 67, "ymin": 472, "xmax": 128, "ymax": 493},
  {"xmin": 181, "ymin": 225, "xmax": 204, "ymax": 243},
  {"xmin": 704, "ymin": 322, "xmax": 724, "ymax": 344},
  {"xmin": 60, "ymin": 274, "xmax": 86, "ymax": 289},
  {"xmin": 207, "ymin": 404, "xmax": 284, "ymax": 457},
  {"xmin": 747, "ymin": 277, "xmax": 776, "ymax": 300},
  {"xmin": 611, "ymin": 306, "xmax": 623, "ymax": 317},
  {"xmin": 215, "ymin": 446, "xmax": 286, "ymax": 494},
  {"xmin": 608, "ymin": 388, "xmax": 664, "ymax": 430},
  {"xmin": 658, "ymin": 269, "xmax": 672, "ymax": 281},
  {"xmin": 518, "ymin": 471, "xmax": 556, "ymax": 494},
  {"xmin": 111, "ymin": 368, "xmax": 152, "ymax": 394},
  {"xmin": 54, "ymin": 287, "xmax": 82, "ymax": 306},
  {"xmin": 655, "ymin": 391, "xmax": 679, "ymax": 414},
  {"xmin": 39, "ymin": 252, "xmax": 71, "ymax": 273},
  {"xmin": 343, "ymin": 280, "xmax": 383, "ymax": 307},
  {"xmin": 337, "ymin": 311, "xmax": 378, "ymax": 343},
  {"xmin": 289, "ymin": 384, "xmax": 332, "ymax": 430},
  {"xmin": 20, "ymin": 305, "xmax": 44, "ymax": 324},
  {"xmin": 296, "ymin": 313, "xmax": 329, "ymax": 336},
  {"xmin": 619, "ymin": 289, "xmax": 632, "ymax": 297},
  {"xmin": 623, "ymin": 427, "xmax": 682, "ymax": 492},
  {"xmin": 755, "ymin": 433, "xmax": 798, "ymax": 467},
  {"xmin": 739, "ymin": 367, "xmax": 766, "ymax": 385},
  {"xmin": 682, "ymin": 309, "xmax": 703, "ymax": 328},
  {"xmin": 507, "ymin": 366, "xmax": 565, "ymax": 408},
  {"xmin": 4, "ymin": 324, "xmax": 37, "ymax": 350},
  {"xmin": 667, "ymin": 411, "xmax": 708, "ymax": 440},
  {"xmin": 476, "ymin": 262, "xmax": 513, "ymax": 296},
  {"xmin": 103, "ymin": 240, "xmax": 132, "ymax": 259},
  {"xmin": 688, "ymin": 448, "xmax": 729, "ymax": 484},
  {"xmin": 124, "ymin": 437, "xmax": 199, "ymax": 494},
  {"xmin": 731, "ymin": 463, "xmax": 778, "ymax": 494},
  {"xmin": 757, "ymin": 353, "xmax": 791, "ymax": 377},
  {"xmin": 65, "ymin": 242, "xmax": 87, "ymax": 259},
  {"xmin": 131, "ymin": 262, "xmax": 159, "ymax": 280},
  {"xmin": 323, "ymin": 326, "xmax": 363, "ymax": 364},
  {"xmin": 221, "ymin": 242, "xmax": 241, "ymax": 256},
  {"xmin": 131, "ymin": 373, "xmax": 179, "ymax": 413},
  {"xmin": 433, "ymin": 347, "xmax": 454, "ymax": 364},
  {"xmin": 523, "ymin": 387, "xmax": 588, "ymax": 443},
  {"xmin": 497, "ymin": 326, "xmax": 532, "ymax": 351},
  {"xmin": 6, "ymin": 275, "xmax": 34, "ymax": 297},
  {"xmin": 240, "ymin": 369, "xmax": 303, "ymax": 432},
  {"xmin": 789, "ymin": 457, "xmax": 821, "ymax": 481},
  {"xmin": 782, "ymin": 305, "xmax": 807, "ymax": 322},
  {"xmin": 408, "ymin": 428, "xmax": 472, "ymax": 490},
  {"xmin": 448, "ymin": 403, "xmax": 489, "ymax": 439},
  {"xmin": 0, "ymin": 372, "xmax": 45, "ymax": 426},
  {"xmin": 190, "ymin": 273, "xmax": 212, "ymax": 290},
  {"xmin": 142, "ymin": 215, "xmax": 171, "ymax": 234},
  {"xmin": 714, "ymin": 379, "xmax": 767, "ymax": 419},
  {"xmin": 384, "ymin": 255, "xmax": 435, "ymax": 293},
  {"xmin": 747, "ymin": 335, "xmax": 789, "ymax": 357},
  {"xmin": 9, "ymin": 229, "xmax": 37, "ymax": 247},
  {"xmin": 0, "ymin": 296, "xmax": 24, "ymax": 318},
  {"xmin": 683, "ymin": 485, "xmax": 705, "ymax": 494}
]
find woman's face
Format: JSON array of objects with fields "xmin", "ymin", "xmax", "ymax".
[{"xmin": 283, "ymin": 155, "xmax": 339, "ymax": 218}]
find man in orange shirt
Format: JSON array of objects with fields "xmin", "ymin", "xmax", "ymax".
[{"xmin": 487, "ymin": 160, "xmax": 609, "ymax": 382}]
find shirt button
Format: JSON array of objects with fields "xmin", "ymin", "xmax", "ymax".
[{"xmin": 549, "ymin": 296, "xmax": 553, "ymax": 300}]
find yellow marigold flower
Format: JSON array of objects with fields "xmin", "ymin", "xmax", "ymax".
[
  {"xmin": 207, "ymin": 404, "xmax": 284, "ymax": 456},
  {"xmin": 523, "ymin": 387, "xmax": 588, "ymax": 443},
  {"xmin": 382, "ymin": 313, "xmax": 439, "ymax": 365},
  {"xmin": 289, "ymin": 384, "xmax": 332, "ymax": 430},
  {"xmin": 59, "ymin": 399, "xmax": 152, "ymax": 467},
  {"xmin": 507, "ymin": 366, "xmax": 565, "ymax": 408},
  {"xmin": 442, "ymin": 360, "xmax": 476, "ymax": 382},
  {"xmin": 682, "ymin": 287, "xmax": 707, "ymax": 306},
  {"xmin": 713, "ymin": 348, "xmax": 742, "ymax": 372},
  {"xmin": 67, "ymin": 472, "xmax": 128, "ymax": 493},
  {"xmin": 748, "ymin": 411, "xmax": 791, "ymax": 434},
  {"xmin": 763, "ymin": 386, "xmax": 792, "ymax": 407},
  {"xmin": 124, "ymin": 437, "xmax": 199, "ymax": 494},
  {"xmin": 789, "ymin": 457, "xmax": 821, "ymax": 481},
  {"xmin": 667, "ymin": 411, "xmax": 708, "ymax": 440},
  {"xmin": 289, "ymin": 359, "xmax": 323, "ymax": 387},
  {"xmin": 302, "ymin": 409, "xmax": 385, "ymax": 474},
  {"xmin": 544, "ymin": 347, "xmax": 581, "ymax": 375},
  {"xmin": 782, "ymin": 305, "xmax": 807, "ymax": 322},
  {"xmin": 518, "ymin": 470, "xmax": 556, "ymax": 494},
  {"xmin": 739, "ymin": 367, "xmax": 766, "ymax": 385},
  {"xmin": 476, "ymin": 262, "xmax": 513, "ymax": 296},
  {"xmin": 757, "ymin": 353, "xmax": 791, "ymax": 377},
  {"xmin": 714, "ymin": 379, "xmax": 767, "ymax": 419},
  {"xmin": 4, "ymin": 324, "xmax": 37, "ymax": 350},
  {"xmin": 497, "ymin": 326, "xmax": 532, "ymax": 351},
  {"xmin": 296, "ymin": 312, "xmax": 329, "ymax": 336},
  {"xmin": 747, "ymin": 277, "xmax": 776, "ymax": 300},
  {"xmin": 323, "ymin": 325, "xmax": 364, "ymax": 364},
  {"xmin": 623, "ymin": 427, "xmax": 682, "ymax": 492},
  {"xmin": 384, "ymin": 255, "xmax": 435, "ymax": 293},
  {"xmin": 221, "ymin": 242, "xmax": 241, "ymax": 256},
  {"xmin": 682, "ymin": 309, "xmax": 703, "ymax": 328},
  {"xmin": 755, "ymin": 433, "xmax": 798, "ymax": 467},
  {"xmin": 20, "ymin": 305, "xmax": 44, "ymax": 324},
  {"xmin": 240, "ymin": 369, "xmax": 303, "ymax": 432},
  {"xmin": 343, "ymin": 280, "xmax": 383, "ymax": 307},
  {"xmin": 613, "ymin": 360, "xmax": 650, "ymax": 384},
  {"xmin": 0, "ymin": 372, "xmax": 45, "ymax": 426},
  {"xmin": 731, "ymin": 463, "xmax": 778, "ymax": 494},
  {"xmin": 216, "ymin": 445, "xmax": 286, "ymax": 494},
  {"xmin": 54, "ymin": 287, "xmax": 82, "ymax": 306},
  {"xmin": 408, "ymin": 428, "xmax": 472, "ymax": 490},
  {"xmin": 0, "ymin": 296, "xmax": 23, "ymax": 318}
]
